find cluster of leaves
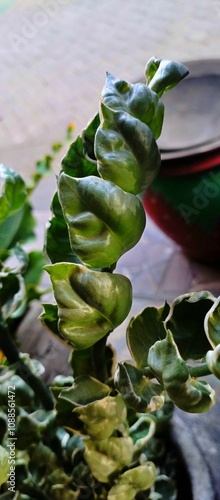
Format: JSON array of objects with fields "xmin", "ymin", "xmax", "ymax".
[
  {"xmin": 39, "ymin": 58, "xmax": 194, "ymax": 499},
  {"xmin": 0, "ymin": 126, "xmax": 75, "ymax": 497},
  {"xmin": 0, "ymin": 124, "xmax": 74, "ymax": 341},
  {"xmin": 0, "ymin": 162, "xmax": 46, "ymax": 338},
  {"xmin": 0, "ymin": 366, "xmax": 178, "ymax": 499},
  {"xmin": 2, "ymin": 58, "xmax": 220, "ymax": 499}
]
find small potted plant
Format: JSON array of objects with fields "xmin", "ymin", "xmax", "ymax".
[{"xmin": 1, "ymin": 57, "xmax": 220, "ymax": 499}]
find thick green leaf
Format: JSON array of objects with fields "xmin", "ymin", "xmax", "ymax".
[
  {"xmin": 148, "ymin": 330, "xmax": 216, "ymax": 413},
  {"xmin": 58, "ymin": 375, "xmax": 110, "ymax": 408},
  {"xmin": 74, "ymin": 394, "xmax": 127, "ymax": 440},
  {"xmin": 58, "ymin": 174, "xmax": 146, "ymax": 268},
  {"xmin": 0, "ymin": 164, "xmax": 27, "ymax": 223},
  {"xmin": 13, "ymin": 243, "xmax": 29, "ymax": 273},
  {"xmin": 45, "ymin": 193, "xmax": 81, "ymax": 264},
  {"xmin": 206, "ymin": 345, "xmax": 220, "ymax": 379},
  {"xmin": 61, "ymin": 135, "xmax": 98, "ymax": 178},
  {"xmin": 16, "ymin": 409, "xmax": 56, "ymax": 449},
  {"xmin": 100, "ymin": 72, "xmax": 164, "ymax": 139},
  {"xmin": 44, "ymin": 263, "xmax": 132, "ymax": 349},
  {"xmin": 204, "ymin": 295, "xmax": 220, "ymax": 348},
  {"xmin": 95, "ymin": 104, "xmax": 160, "ymax": 194},
  {"xmin": 0, "ymin": 445, "xmax": 10, "ymax": 486},
  {"xmin": 0, "ymin": 207, "xmax": 25, "ymax": 250},
  {"xmin": 115, "ymin": 362, "xmax": 164, "ymax": 412},
  {"xmin": 9, "ymin": 201, "xmax": 36, "ymax": 247},
  {"xmin": 40, "ymin": 303, "xmax": 61, "ymax": 338},
  {"xmin": 23, "ymin": 250, "xmax": 46, "ymax": 288},
  {"xmin": 1, "ymin": 274, "xmax": 26, "ymax": 319},
  {"xmin": 126, "ymin": 302, "xmax": 170, "ymax": 368},
  {"xmin": 50, "ymin": 390, "xmax": 80, "ymax": 430},
  {"xmin": 165, "ymin": 291, "xmax": 215, "ymax": 360},
  {"xmin": 108, "ymin": 463, "xmax": 156, "ymax": 499},
  {"xmin": 0, "ymin": 272, "xmax": 20, "ymax": 308},
  {"xmin": 0, "ymin": 200, "xmax": 35, "ymax": 253},
  {"xmin": 84, "ymin": 434, "xmax": 133, "ymax": 483},
  {"xmin": 27, "ymin": 441, "xmax": 57, "ymax": 468},
  {"xmin": 145, "ymin": 57, "xmax": 189, "ymax": 97},
  {"xmin": 82, "ymin": 112, "xmax": 100, "ymax": 162}
]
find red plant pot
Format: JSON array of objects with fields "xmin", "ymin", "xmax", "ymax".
[
  {"xmin": 143, "ymin": 151, "xmax": 220, "ymax": 264},
  {"xmin": 143, "ymin": 59, "xmax": 220, "ymax": 265}
]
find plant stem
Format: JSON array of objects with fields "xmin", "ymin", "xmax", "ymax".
[
  {"xmin": 0, "ymin": 319, "xmax": 54, "ymax": 410},
  {"xmin": 92, "ymin": 334, "xmax": 110, "ymax": 383},
  {"xmin": 188, "ymin": 363, "xmax": 212, "ymax": 378}
]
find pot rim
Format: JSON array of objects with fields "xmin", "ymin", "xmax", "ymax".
[
  {"xmin": 159, "ymin": 58, "xmax": 220, "ymax": 161},
  {"xmin": 160, "ymin": 150, "xmax": 220, "ymax": 177}
]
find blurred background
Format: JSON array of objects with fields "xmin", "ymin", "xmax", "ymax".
[
  {"xmin": 1, "ymin": 0, "xmax": 220, "ymax": 181},
  {"xmin": 1, "ymin": 0, "xmax": 220, "ymax": 364}
]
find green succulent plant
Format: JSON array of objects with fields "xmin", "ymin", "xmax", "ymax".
[{"xmin": 1, "ymin": 58, "xmax": 220, "ymax": 499}]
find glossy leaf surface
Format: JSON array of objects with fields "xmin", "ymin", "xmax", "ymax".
[
  {"xmin": 0, "ymin": 164, "xmax": 27, "ymax": 223},
  {"xmin": 204, "ymin": 295, "xmax": 220, "ymax": 348},
  {"xmin": 115, "ymin": 362, "xmax": 164, "ymax": 412},
  {"xmin": 148, "ymin": 330, "xmax": 216, "ymax": 413},
  {"xmin": 145, "ymin": 57, "xmax": 189, "ymax": 97},
  {"xmin": 126, "ymin": 302, "xmax": 169, "ymax": 368},
  {"xmin": 74, "ymin": 394, "xmax": 127, "ymax": 440},
  {"xmin": 58, "ymin": 174, "xmax": 146, "ymax": 268},
  {"xmin": 82, "ymin": 112, "xmax": 100, "ymax": 162},
  {"xmin": 58, "ymin": 375, "xmax": 110, "ymax": 408},
  {"xmin": 206, "ymin": 345, "xmax": 220, "ymax": 379},
  {"xmin": 45, "ymin": 263, "xmax": 132, "ymax": 349},
  {"xmin": 95, "ymin": 104, "xmax": 160, "ymax": 194},
  {"xmin": 108, "ymin": 463, "xmax": 156, "ymax": 499},
  {"xmin": 84, "ymin": 435, "xmax": 133, "ymax": 483},
  {"xmin": 45, "ymin": 193, "xmax": 81, "ymax": 264},
  {"xmin": 100, "ymin": 72, "xmax": 164, "ymax": 139},
  {"xmin": 61, "ymin": 135, "xmax": 98, "ymax": 178}
]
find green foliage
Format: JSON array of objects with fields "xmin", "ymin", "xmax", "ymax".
[
  {"xmin": 126, "ymin": 302, "xmax": 170, "ymax": 368},
  {"xmin": 115, "ymin": 362, "xmax": 164, "ymax": 413},
  {"xmin": 44, "ymin": 263, "xmax": 132, "ymax": 349},
  {"xmin": 0, "ymin": 446, "xmax": 10, "ymax": 487},
  {"xmin": 108, "ymin": 463, "xmax": 156, "ymax": 499},
  {"xmin": 145, "ymin": 56, "xmax": 189, "ymax": 97},
  {"xmin": 57, "ymin": 173, "xmax": 146, "ymax": 268},
  {"xmin": 84, "ymin": 435, "xmax": 134, "ymax": 483},
  {"xmin": 2, "ymin": 57, "xmax": 220, "ymax": 500},
  {"xmin": 0, "ymin": 126, "xmax": 74, "ymax": 337}
]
